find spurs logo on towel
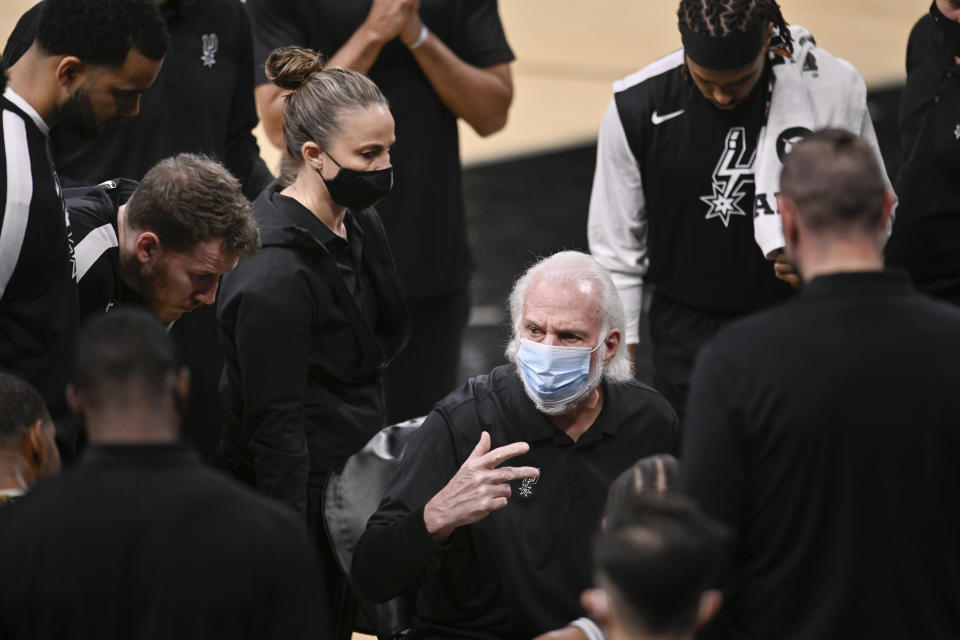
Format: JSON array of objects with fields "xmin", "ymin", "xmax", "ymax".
[
  {"xmin": 699, "ymin": 127, "xmax": 756, "ymax": 228},
  {"xmin": 518, "ymin": 471, "xmax": 539, "ymax": 498},
  {"xmin": 775, "ymin": 127, "xmax": 812, "ymax": 163},
  {"xmin": 201, "ymin": 34, "xmax": 218, "ymax": 68}
]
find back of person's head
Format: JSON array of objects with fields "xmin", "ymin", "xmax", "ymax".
[
  {"xmin": 0, "ymin": 372, "xmax": 59, "ymax": 484},
  {"xmin": 36, "ymin": 0, "xmax": 169, "ymax": 67},
  {"xmin": 779, "ymin": 128, "xmax": 887, "ymax": 235},
  {"xmin": 677, "ymin": 0, "xmax": 793, "ymax": 54},
  {"xmin": 0, "ymin": 373, "xmax": 51, "ymax": 449},
  {"xmin": 124, "ymin": 153, "xmax": 259, "ymax": 258},
  {"xmin": 505, "ymin": 251, "xmax": 632, "ymax": 382},
  {"xmin": 71, "ymin": 309, "xmax": 183, "ymax": 423},
  {"xmin": 265, "ymin": 46, "xmax": 388, "ymax": 166},
  {"xmin": 593, "ymin": 494, "xmax": 727, "ymax": 639},
  {"xmin": 605, "ymin": 455, "xmax": 680, "ymax": 530}
]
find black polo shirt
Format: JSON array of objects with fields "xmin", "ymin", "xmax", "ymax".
[
  {"xmin": 352, "ymin": 364, "xmax": 678, "ymax": 639},
  {"xmin": 272, "ymin": 193, "xmax": 377, "ymax": 325}
]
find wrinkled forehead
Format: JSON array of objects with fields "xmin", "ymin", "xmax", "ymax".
[{"xmin": 523, "ymin": 274, "xmax": 603, "ymax": 322}]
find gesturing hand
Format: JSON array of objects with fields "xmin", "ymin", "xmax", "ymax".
[{"xmin": 423, "ymin": 431, "xmax": 539, "ymax": 543}]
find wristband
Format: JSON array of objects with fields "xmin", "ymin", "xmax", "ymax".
[{"xmin": 408, "ymin": 24, "xmax": 429, "ymax": 50}]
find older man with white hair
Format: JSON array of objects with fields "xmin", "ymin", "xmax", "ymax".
[{"xmin": 351, "ymin": 250, "xmax": 678, "ymax": 640}]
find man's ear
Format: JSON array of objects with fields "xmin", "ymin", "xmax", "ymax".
[
  {"xmin": 581, "ymin": 588, "xmax": 611, "ymax": 626},
  {"xmin": 696, "ymin": 589, "xmax": 723, "ymax": 629},
  {"xmin": 175, "ymin": 366, "xmax": 190, "ymax": 404},
  {"xmin": 55, "ymin": 56, "xmax": 85, "ymax": 90},
  {"xmin": 66, "ymin": 383, "xmax": 83, "ymax": 418},
  {"xmin": 134, "ymin": 231, "xmax": 162, "ymax": 264},
  {"xmin": 878, "ymin": 188, "xmax": 895, "ymax": 236},
  {"xmin": 601, "ymin": 329, "xmax": 622, "ymax": 368},
  {"xmin": 777, "ymin": 194, "xmax": 800, "ymax": 258}
]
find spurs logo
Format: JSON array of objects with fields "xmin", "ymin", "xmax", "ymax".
[
  {"xmin": 699, "ymin": 127, "xmax": 756, "ymax": 227},
  {"xmin": 201, "ymin": 34, "xmax": 218, "ymax": 68},
  {"xmin": 518, "ymin": 472, "xmax": 539, "ymax": 498}
]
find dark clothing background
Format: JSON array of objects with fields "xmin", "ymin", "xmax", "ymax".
[
  {"xmin": 680, "ymin": 271, "xmax": 960, "ymax": 639},
  {"xmin": 0, "ymin": 444, "xmax": 322, "ymax": 639},
  {"xmin": 245, "ymin": 0, "xmax": 515, "ymax": 421},
  {"xmin": 216, "ymin": 184, "xmax": 410, "ymax": 516},
  {"xmin": 353, "ymin": 365, "xmax": 678, "ymax": 639},
  {"xmin": 886, "ymin": 12, "xmax": 960, "ymax": 303},
  {"xmin": 0, "ymin": 89, "xmax": 78, "ymax": 453},
  {"xmin": 3, "ymin": 0, "xmax": 272, "ymax": 200}
]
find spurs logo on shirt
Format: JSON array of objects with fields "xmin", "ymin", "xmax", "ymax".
[
  {"xmin": 699, "ymin": 127, "xmax": 756, "ymax": 228},
  {"xmin": 518, "ymin": 472, "xmax": 539, "ymax": 498},
  {"xmin": 201, "ymin": 34, "xmax": 218, "ymax": 68}
]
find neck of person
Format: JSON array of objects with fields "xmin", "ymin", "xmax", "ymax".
[
  {"xmin": 284, "ymin": 168, "xmax": 349, "ymax": 239},
  {"xmin": 6, "ymin": 46, "xmax": 60, "ymax": 127},
  {"xmin": 549, "ymin": 385, "xmax": 604, "ymax": 442},
  {"xmin": 0, "ymin": 452, "xmax": 34, "ymax": 492},
  {"xmin": 85, "ymin": 397, "xmax": 180, "ymax": 446},
  {"xmin": 797, "ymin": 237, "xmax": 884, "ymax": 283}
]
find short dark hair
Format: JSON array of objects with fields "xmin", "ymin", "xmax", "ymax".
[
  {"xmin": 0, "ymin": 372, "xmax": 50, "ymax": 446},
  {"xmin": 779, "ymin": 128, "xmax": 887, "ymax": 234},
  {"xmin": 36, "ymin": 0, "xmax": 169, "ymax": 67},
  {"xmin": 125, "ymin": 154, "xmax": 260, "ymax": 257},
  {"xmin": 73, "ymin": 308, "xmax": 180, "ymax": 407},
  {"xmin": 595, "ymin": 494, "xmax": 728, "ymax": 636}
]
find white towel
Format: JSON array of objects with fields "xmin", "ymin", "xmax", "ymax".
[{"xmin": 753, "ymin": 26, "xmax": 869, "ymax": 258}]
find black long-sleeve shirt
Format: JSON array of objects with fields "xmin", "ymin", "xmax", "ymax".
[
  {"xmin": 3, "ymin": 0, "xmax": 272, "ymax": 200},
  {"xmin": 352, "ymin": 365, "xmax": 678, "ymax": 639}
]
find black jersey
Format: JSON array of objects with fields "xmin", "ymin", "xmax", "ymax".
[
  {"xmin": 0, "ymin": 87, "xmax": 77, "ymax": 418},
  {"xmin": 65, "ymin": 178, "xmax": 141, "ymax": 318},
  {"xmin": 589, "ymin": 50, "xmax": 793, "ymax": 338}
]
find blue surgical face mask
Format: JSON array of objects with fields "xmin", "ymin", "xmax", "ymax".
[{"xmin": 516, "ymin": 337, "xmax": 602, "ymax": 408}]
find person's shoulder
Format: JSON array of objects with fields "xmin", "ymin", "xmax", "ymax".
[
  {"xmin": 609, "ymin": 377, "xmax": 678, "ymax": 422},
  {"xmin": 188, "ymin": 466, "xmax": 305, "ymax": 531},
  {"xmin": 613, "ymin": 50, "xmax": 685, "ymax": 97}
]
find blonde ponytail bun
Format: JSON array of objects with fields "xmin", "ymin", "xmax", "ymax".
[{"xmin": 264, "ymin": 46, "xmax": 327, "ymax": 91}]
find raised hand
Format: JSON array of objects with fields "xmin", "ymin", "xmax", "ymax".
[{"xmin": 423, "ymin": 431, "xmax": 539, "ymax": 543}]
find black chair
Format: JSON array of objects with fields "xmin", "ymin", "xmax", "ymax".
[{"xmin": 324, "ymin": 417, "xmax": 425, "ymax": 639}]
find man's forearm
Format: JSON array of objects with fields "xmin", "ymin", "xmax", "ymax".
[{"xmin": 405, "ymin": 25, "xmax": 513, "ymax": 137}]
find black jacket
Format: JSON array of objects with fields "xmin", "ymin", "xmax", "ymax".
[
  {"xmin": 216, "ymin": 185, "xmax": 410, "ymax": 519},
  {"xmin": 886, "ymin": 12, "xmax": 960, "ymax": 287}
]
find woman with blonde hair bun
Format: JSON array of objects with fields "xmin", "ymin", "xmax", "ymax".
[{"xmin": 214, "ymin": 46, "xmax": 411, "ymax": 639}]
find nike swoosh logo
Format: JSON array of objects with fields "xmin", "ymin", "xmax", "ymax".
[{"xmin": 651, "ymin": 109, "xmax": 685, "ymax": 125}]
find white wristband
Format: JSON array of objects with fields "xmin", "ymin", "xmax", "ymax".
[{"xmin": 408, "ymin": 24, "xmax": 429, "ymax": 50}]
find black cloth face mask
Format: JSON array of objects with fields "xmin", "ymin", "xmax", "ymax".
[
  {"xmin": 318, "ymin": 152, "xmax": 394, "ymax": 210},
  {"xmin": 931, "ymin": 1, "xmax": 960, "ymax": 58}
]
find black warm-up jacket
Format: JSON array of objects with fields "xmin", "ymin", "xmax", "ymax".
[{"xmin": 215, "ymin": 185, "xmax": 411, "ymax": 521}]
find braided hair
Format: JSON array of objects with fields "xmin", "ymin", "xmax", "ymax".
[{"xmin": 678, "ymin": 0, "xmax": 794, "ymax": 55}]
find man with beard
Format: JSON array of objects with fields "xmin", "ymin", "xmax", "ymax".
[
  {"xmin": 65, "ymin": 153, "xmax": 259, "ymax": 456},
  {"xmin": 352, "ymin": 251, "xmax": 678, "ymax": 640},
  {"xmin": 0, "ymin": 0, "xmax": 168, "ymax": 460}
]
